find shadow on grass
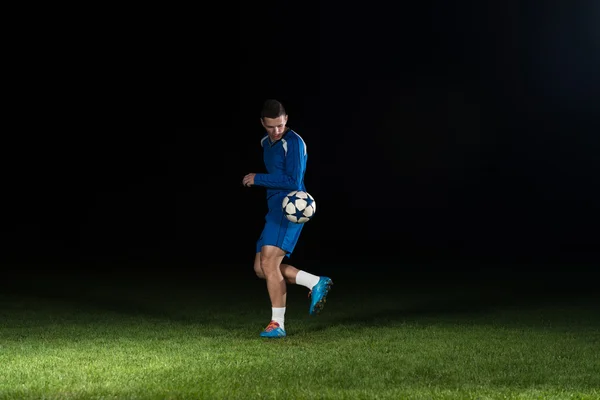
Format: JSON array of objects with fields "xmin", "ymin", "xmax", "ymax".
[
  {"xmin": 303, "ymin": 291, "xmax": 600, "ymax": 335},
  {"xmin": 291, "ymin": 269, "xmax": 600, "ymax": 333}
]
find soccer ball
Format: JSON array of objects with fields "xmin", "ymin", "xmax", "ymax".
[{"xmin": 282, "ymin": 190, "xmax": 316, "ymax": 223}]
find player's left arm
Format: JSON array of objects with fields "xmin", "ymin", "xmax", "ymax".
[{"xmin": 252, "ymin": 136, "xmax": 306, "ymax": 191}]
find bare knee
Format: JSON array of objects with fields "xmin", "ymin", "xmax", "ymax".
[
  {"xmin": 253, "ymin": 253, "xmax": 265, "ymax": 279},
  {"xmin": 259, "ymin": 246, "xmax": 285, "ymax": 279},
  {"xmin": 260, "ymin": 253, "xmax": 278, "ymax": 277},
  {"xmin": 254, "ymin": 264, "xmax": 265, "ymax": 279}
]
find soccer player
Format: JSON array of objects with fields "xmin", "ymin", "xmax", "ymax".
[{"xmin": 242, "ymin": 99, "xmax": 333, "ymax": 338}]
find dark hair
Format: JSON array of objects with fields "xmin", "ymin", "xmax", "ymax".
[{"xmin": 261, "ymin": 99, "xmax": 286, "ymax": 119}]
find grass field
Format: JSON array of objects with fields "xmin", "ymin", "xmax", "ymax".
[{"xmin": 1, "ymin": 264, "xmax": 599, "ymax": 399}]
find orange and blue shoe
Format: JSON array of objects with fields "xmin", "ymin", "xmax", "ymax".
[
  {"xmin": 259, "ymin": 320, "xmax": 286, "ymax": 338},
  {"xmin": 309, "ymin": 276, "xmax": 333, "ymax": 316}
]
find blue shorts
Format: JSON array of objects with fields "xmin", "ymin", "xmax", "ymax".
[{"xmin": 256, "ymin": 194, "xmax": 304, "ymax": 257}]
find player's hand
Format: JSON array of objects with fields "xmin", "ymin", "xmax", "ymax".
[{"xmin": 242, "ymin": 173, "xmax": 256, "ymax": 187}]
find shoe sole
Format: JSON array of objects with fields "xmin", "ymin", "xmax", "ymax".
[{"xmin": 311, "ymin": 279, "xmax": 333, "ymax": 315}]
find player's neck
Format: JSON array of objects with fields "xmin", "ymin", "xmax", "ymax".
[{"xmin": 269, "ymin": 128, "xmax": 290, "ymax": 144}]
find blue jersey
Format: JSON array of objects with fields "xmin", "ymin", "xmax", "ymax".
[{"xmin": 253, "ymin": 128, "xmax": 307, "ymax": 204}]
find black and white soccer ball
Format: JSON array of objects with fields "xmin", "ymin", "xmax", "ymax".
[{"xmin": 282, "ymin": 190, "xmax": 316, "ymax": 223}]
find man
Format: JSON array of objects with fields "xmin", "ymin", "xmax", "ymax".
[{"xmin": 242, "ymin": 99, "xmax": 333, "ymax": 338}]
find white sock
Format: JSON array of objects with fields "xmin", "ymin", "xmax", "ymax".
[
  {"xmin": 272, "ymin": 307, "xmax": 286, "ymax": 330},
  {"xmin": 296, "ymin": 270, "xmax": 320, "ymax": 290}
]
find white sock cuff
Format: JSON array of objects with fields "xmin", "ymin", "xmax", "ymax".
[
  {"xmin": 296, "ymin": 270, "xmax": 320, "ymax": 290},
  {"xmin": 272, "ymin": 307, "xmax": 286, "ymax": 330}
]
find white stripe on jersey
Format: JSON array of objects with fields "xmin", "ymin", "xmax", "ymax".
[{"xmin": 295, "ymin": 132, "xmax": 307, "ymax": 156}]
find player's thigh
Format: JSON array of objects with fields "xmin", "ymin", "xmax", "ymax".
[{"xmin": 261, "ymin": 244, "xmax": 286, "ymax": 259}]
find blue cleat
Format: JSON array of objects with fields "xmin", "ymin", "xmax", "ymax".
[
  {"xmin": 309, "ymin": 276, "xmax": 333, "ymax": 316},
  {"xmin": 260, "ymin": 321, "xmax": 286, "ymax": 338}
]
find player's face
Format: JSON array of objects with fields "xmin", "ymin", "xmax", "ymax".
[{"xmin": 261, "ymin": 115, "xmax": 288, "ymax": 141}]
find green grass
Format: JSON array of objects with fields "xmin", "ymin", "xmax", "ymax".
[{"xmin": 1, "ymin": 267, "xmax": 599, "ymax": 399}]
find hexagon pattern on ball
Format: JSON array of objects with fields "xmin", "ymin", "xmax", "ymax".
[{"xmin": 282, "ymin": 190, "xmax": 316, "ymax": 223}]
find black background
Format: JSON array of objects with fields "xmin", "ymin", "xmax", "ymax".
[{"xmin": 3, "ymin": 1, "xmax": 599, "ymax": 286}]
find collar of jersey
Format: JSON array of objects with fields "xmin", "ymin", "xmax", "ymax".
[{"xmin": 268, "ymin": 128, "xmax": 291, "ymax": 146}]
